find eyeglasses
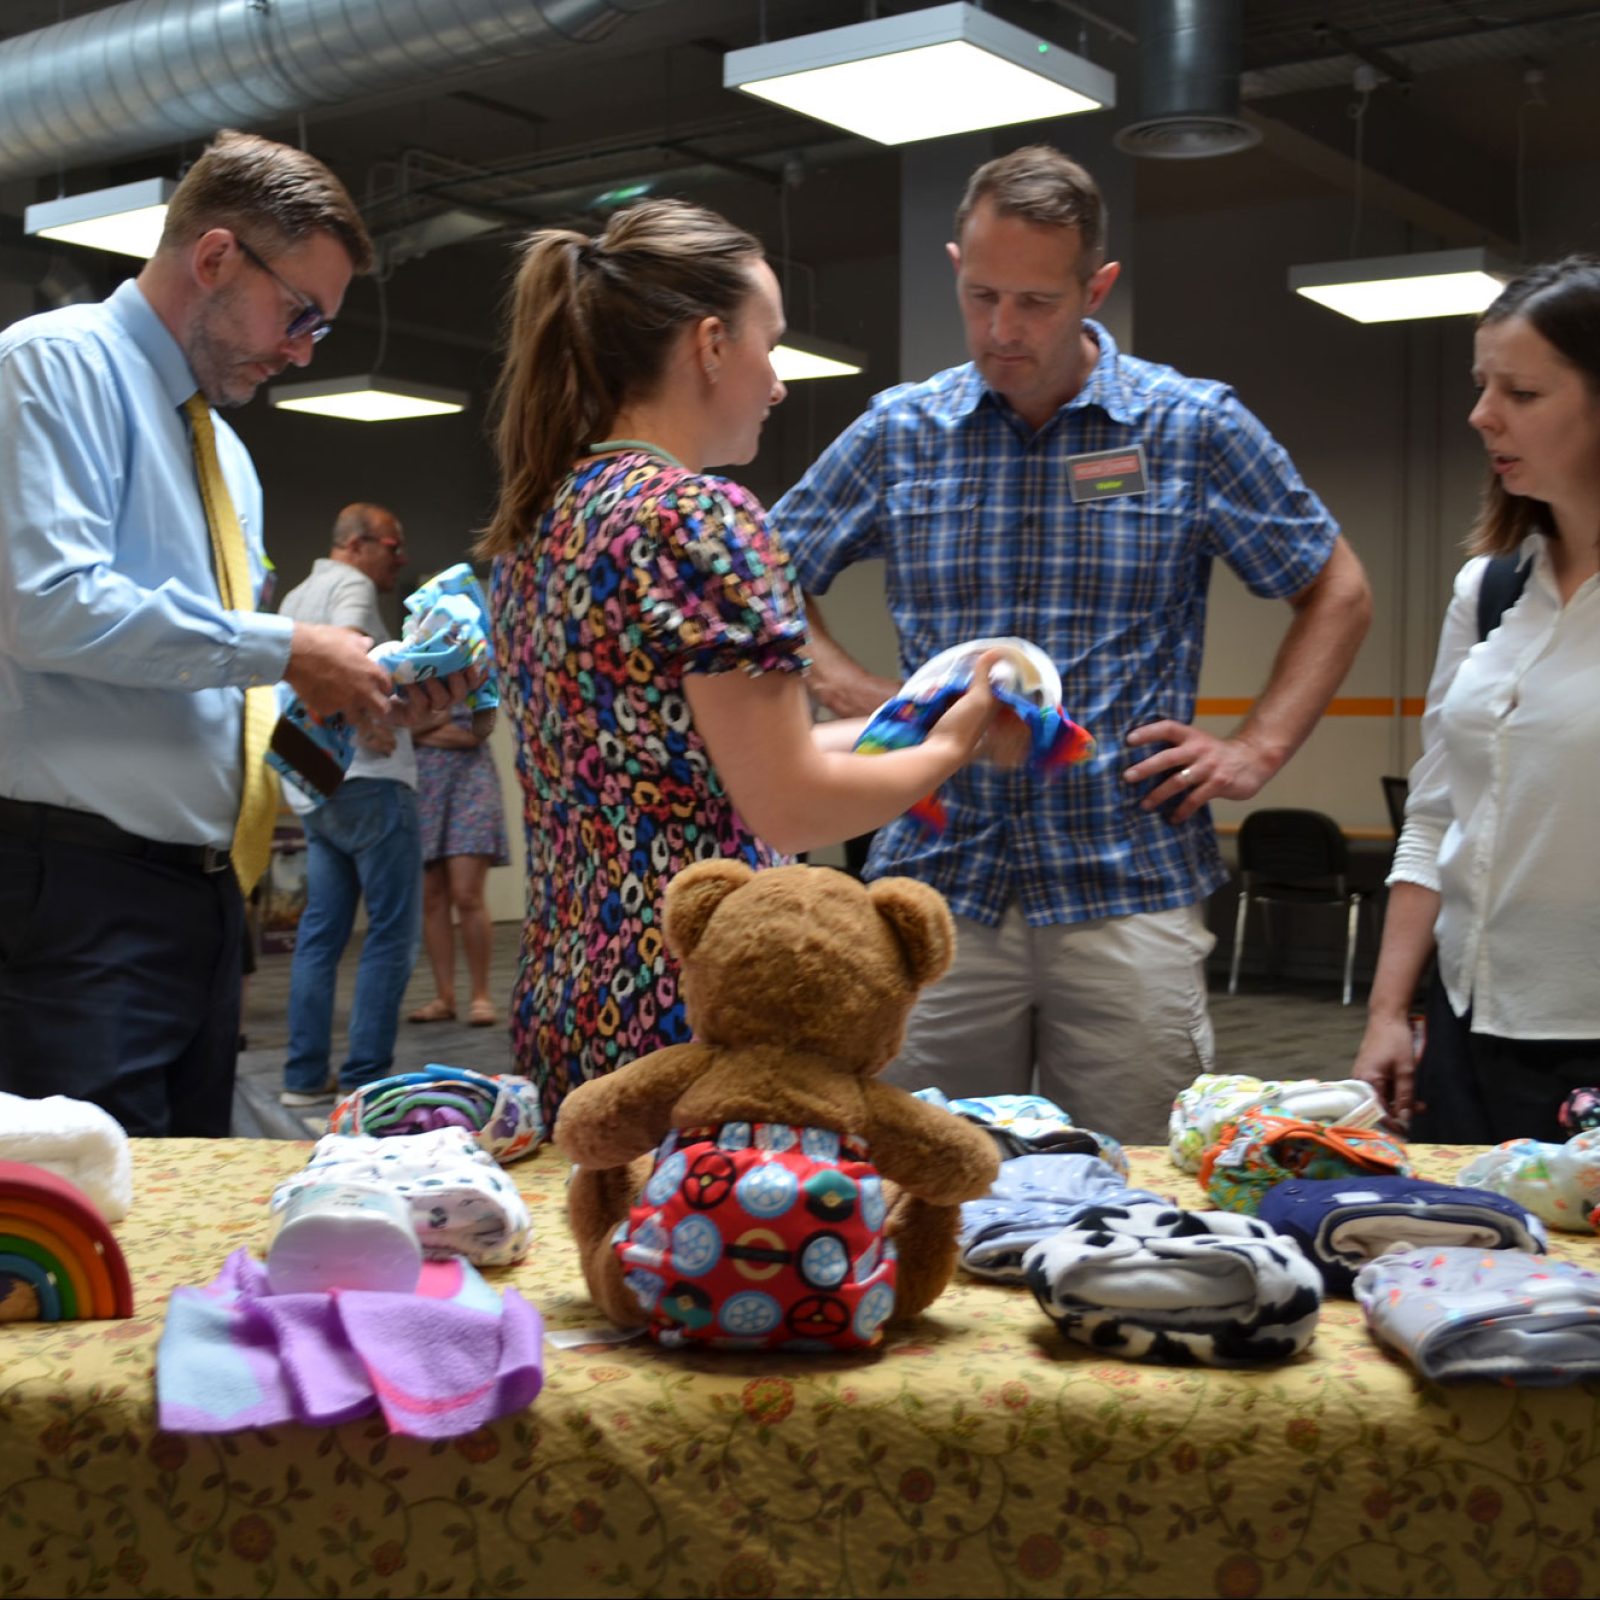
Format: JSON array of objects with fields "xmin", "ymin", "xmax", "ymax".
[
  {"xmin": 368, "ymin": 534, "xmax": 407, "ymax": 558},
  {"xmin": 236, "ymin": 236, "xmax": 333, "ymax": 344}
]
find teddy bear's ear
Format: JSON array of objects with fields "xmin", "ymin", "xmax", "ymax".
[
  {"xmin": 663, "ymin": 859, "xmax": 754, "ymax": 958},
  {"xmin": 867, "ymin": 876, "xmax": 956, "ymax": 988}
]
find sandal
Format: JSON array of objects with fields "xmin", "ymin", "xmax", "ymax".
[
  {"xmin": 468, "ymin": 998, "xmax": 499, "ymax": 1028},
  {"xmin": 407, "ymin": 997, "xmax": 456, "ymax": 1024}
]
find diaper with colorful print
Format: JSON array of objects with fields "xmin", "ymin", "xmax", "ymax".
[
  {"xmin": 1199, "ymin": 1112, "xmax": 1412, "ymax": 1216},
  {"xmin": 613, "ymin": 1122, "xmax": 896, "ymax": 1352},
  {"xmin": 1458, "ymin": 1130, "xmax": 1600, "ymax": 1233},
  {"xmin": 854, "ymin": 637, "xmax": 1094, "ymax": 833},
  {"xmin": 1169, "ymin": 1072, "xmax": 1384, "ymax": 1174},
  {"xmin": 269, "ymin": 563, "xmax": 500, "ymax": 805}
]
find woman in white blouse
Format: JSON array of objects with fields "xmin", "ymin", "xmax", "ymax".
[{"xmin": 1353, "ymin": 256, "xmax": 1600, "ymax": 1142}]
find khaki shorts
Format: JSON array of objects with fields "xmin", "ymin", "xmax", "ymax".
[{"xmin": 883, "ymin": 902, "xmax": 1216, "ymax": 1145}]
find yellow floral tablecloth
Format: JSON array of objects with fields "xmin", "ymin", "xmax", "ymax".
[{"xmin": 1, "ymin": 1140, "xmax": 1596, "ymax": 1599}]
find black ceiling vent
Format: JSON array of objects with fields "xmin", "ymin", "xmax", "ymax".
[{"xmin": 1113, "ymin": 0, "xmax": 1260, "ymax": 160}]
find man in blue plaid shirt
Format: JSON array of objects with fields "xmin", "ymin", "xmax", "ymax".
[{"xmin": 772, "ymin": 147, "xmax": 1372, "ymax": 1142}]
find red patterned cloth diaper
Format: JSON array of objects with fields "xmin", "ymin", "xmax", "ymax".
[{"xmin": 614, "ymin": 1121, "xmax": 897, "ymax": 1350}]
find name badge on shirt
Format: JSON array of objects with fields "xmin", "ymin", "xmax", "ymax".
[{"xmin": 1066, "ymin": 444, "xmax": 1149, "ymax": 503}]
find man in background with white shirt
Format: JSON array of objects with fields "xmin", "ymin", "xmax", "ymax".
[{"xmin": 276, "ymin": 503, "xmax": 423, "ymax": 1107}]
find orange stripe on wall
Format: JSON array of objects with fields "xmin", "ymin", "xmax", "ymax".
[{"xmin": 1195, "ymin": 696, "xmax": 1426, "ymax": 718}]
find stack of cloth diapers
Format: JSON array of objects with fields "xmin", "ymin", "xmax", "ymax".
[
  {"xmin": 156, "ymin": 1069, "xmax": 545, "ymax": 1438},
  {"xmin": 0, "ymin": 1089, "xmax": 132, "ymax": 1223},
  {"xmin": 1169, "ymin": 1071, "xmax": 1600, "ymax": 1384},
  {"xmin": 930, "ymin": 1088, "xmax": 1325, "ymax": 1368},
  {"xmin": 939, "ymin": 1070, "xmax": 1600, "ymax": 1383}
]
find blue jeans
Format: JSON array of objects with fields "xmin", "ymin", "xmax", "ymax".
[{"xmin": 284, "ymin": 779, "xmax": 422, "ymax": 1092}]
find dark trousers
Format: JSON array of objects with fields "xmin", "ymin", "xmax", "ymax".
[
  {"xmin": 0, "ymin": 829, "xmax": 244, "ymax": 1137},
  {"xmin": 1412, "ymin": 976, "xmax": 1600, "ymax": 1144}
]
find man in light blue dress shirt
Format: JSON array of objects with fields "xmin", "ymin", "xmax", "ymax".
[{"xmin": 0, "ymin": 130, "xmax": 413, "ymax": 1137}]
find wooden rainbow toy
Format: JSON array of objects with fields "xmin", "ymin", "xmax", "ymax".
[{"xmin": 0, "ymin": 1160, "xmax": 133, "ymax": 1321}]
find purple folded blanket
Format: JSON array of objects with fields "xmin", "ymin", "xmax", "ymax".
[{"xmin": 156, "ymin": 1248, "xmax": 543, "ymax": 1438}]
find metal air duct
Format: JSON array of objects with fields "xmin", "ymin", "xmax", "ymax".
[
  {"xmin": 1113, "ymin": 0, "xmax": 1259, "ymax": 160},
  {"xmin": 0, "ymin": 0, "xmax": 671, "ymax": 184}
]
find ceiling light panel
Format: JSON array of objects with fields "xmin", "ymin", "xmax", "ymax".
[
  {"xmin": 1289, "ymin": 249, "xmax": 1513, "ymax": 324},
  {"xmin": 268, "ymin": 375, "xmax": 469, "ymax": 422},
  {"xmin": 725, "ymin": 3, "xmax": 1115, "ymax": 145},
  {"xmin": 772, "ymin": 331, "xmax": 866, "ymax": 382},
  {"xmin": 24, "ymin": 176, "xmax": 175, "ymax": 259}
]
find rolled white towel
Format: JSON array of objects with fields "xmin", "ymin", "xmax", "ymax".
[{"xmin": 0, "ymin": 1091, "xmax": 133, "ymax": 1222}]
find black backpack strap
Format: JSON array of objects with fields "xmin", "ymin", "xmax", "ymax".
[{"xmin": 1476, "ymin": 553, "xmax": 1531, "ymax": 642}]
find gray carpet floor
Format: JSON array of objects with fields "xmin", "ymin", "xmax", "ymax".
[{"xmin": 234, "ymin": 922, "xmax": 1372, "ymax": 1140}]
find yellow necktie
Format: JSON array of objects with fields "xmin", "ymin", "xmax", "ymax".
[{"xmin": 183, "ymin": 392, "xmax": 280, "ymax": 894}]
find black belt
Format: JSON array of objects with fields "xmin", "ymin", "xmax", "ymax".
[{"xmin": 0, "ymin": 796, "xmax": 233, "ymax": 874}]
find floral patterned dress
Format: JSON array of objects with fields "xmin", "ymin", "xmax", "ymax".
[
  {"xmin": 491, "ymin": 450, "xmax": 809, "ymax": 1128},
  {"xmin": 414, "ymin": 704, "xmax": 510, "ymax": 866}
]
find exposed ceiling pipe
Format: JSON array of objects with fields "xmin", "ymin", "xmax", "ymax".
[
  {"xmin": 1114, "ymin": 0, "xmax": 1259, "ymax": 160},
  {"xmin": 0, "ymin": 0, "xmax": 672, "ymax": 184}
]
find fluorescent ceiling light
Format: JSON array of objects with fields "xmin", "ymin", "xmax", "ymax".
[
  {"xmin": 772, "ymin": 330, "xmax": 866, "ymax": 382},
  {"xmin": 1289, "ymin": 248, "xmax": 1513, "ymax": 324},
  {"xmin": 24, "ymin": 176, "xmax": 175, "ymax": 258},
  {"xmin": 268, "ymin": 375, "xmax": 469, "ymax": 422},
  {"xmin": 379, "ymin": 206, "xmax": 501, "ymax": 267},
  {"xmin": 725, "ymin": 2, "xmax": 1115, "ymax": 145}
]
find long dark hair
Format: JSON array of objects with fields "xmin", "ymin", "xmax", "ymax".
[
  {"xmin": 1470, "ymin": 254, "xmax": 1600, "ymax": 555},
  {"xmin": 479, "ymin": 199, "xmax": 763, "ymax": 558}
]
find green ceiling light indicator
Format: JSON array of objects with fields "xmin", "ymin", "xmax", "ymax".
[{"xmin": 593, "ymin": 181, "xmax": 653, "ymax": 209}]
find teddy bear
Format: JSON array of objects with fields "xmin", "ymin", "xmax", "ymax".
[{"xmin": 555, "ymin": 859, "xmax": 1000, "ymax": 1350}]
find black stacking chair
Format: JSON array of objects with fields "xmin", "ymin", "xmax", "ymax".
[
  {"xmin": 1381, "ymin": 775, "xmax": 1409, "ymax": 836},
  {"xmin": 1228, "ymin": 808, "xmax": 1362, "ymax": 1006}
]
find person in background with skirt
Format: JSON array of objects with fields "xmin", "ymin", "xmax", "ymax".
[
  {"xmin": 1353, "ymin": 256, "xmax": 1600, "ymax": 1142},
  {"xmin": 479, "ymin": 199, "xmax": 1003, "ymax": 1131},
  {"xmin": 408, "ymin": 701, "xmax": 510, "ymax": 1029}
]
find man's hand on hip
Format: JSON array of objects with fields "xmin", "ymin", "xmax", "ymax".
[{"xmin": 1122, "ymin": 721, "xmax": 1276, "ymax": 824}]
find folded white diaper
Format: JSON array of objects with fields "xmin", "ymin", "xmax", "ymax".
[
  {"xmin": 0, "ymin": 1090, "xmax": 132, "ymax": 1222},
  {"xmin": 271, "ymin": 1126, "xmax": 531, "ymax": 1266}
]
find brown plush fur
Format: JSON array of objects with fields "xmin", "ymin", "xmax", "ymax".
[{"xmin": 556, "ymin": 861, "xmax": 999, "ymax": 1330}]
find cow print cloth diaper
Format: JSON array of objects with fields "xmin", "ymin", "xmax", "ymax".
[{"xmin": 1023, "ymin": 1200, "xmax": 1323, "ymax": 1367}]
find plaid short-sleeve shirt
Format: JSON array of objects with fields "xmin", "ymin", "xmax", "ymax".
[{"xmin": 772, "ymin": 321, "xmax": 1339, "ymax": 927}]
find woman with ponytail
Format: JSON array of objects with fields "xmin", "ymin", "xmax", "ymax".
[{"xmin": 484, "ymin": 200, "xmax": 998, "ymax": 1125}]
